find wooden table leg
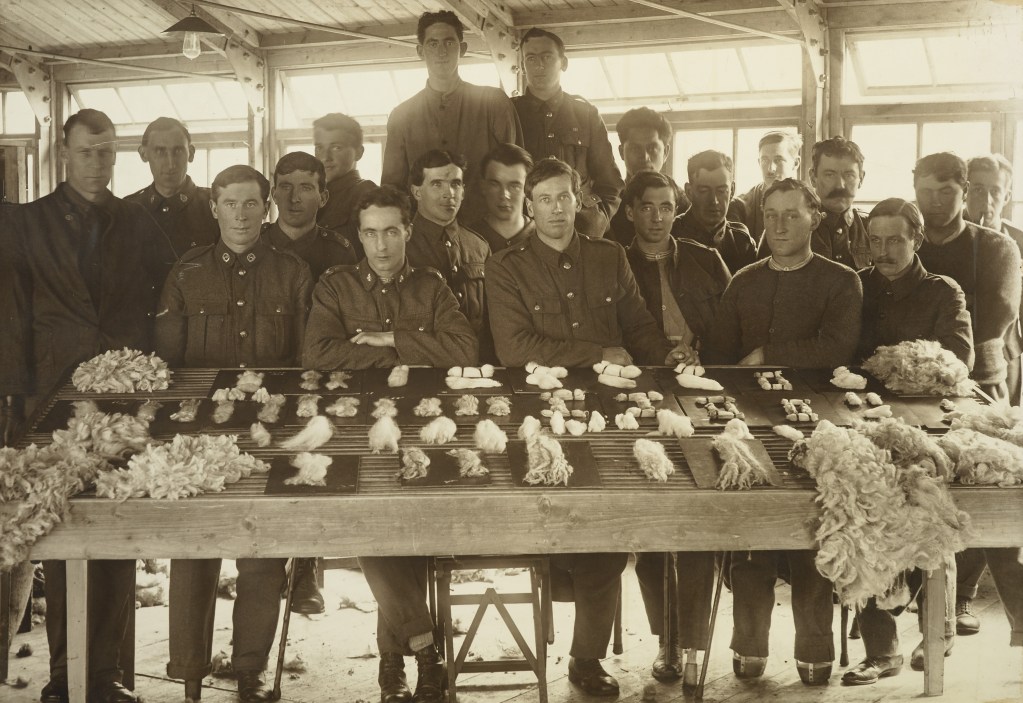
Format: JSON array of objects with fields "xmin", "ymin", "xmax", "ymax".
[
  {"xmin": 66, "ymin": 560, "xmax": 89, "ymax": 703},
  {"xmin": 1, "ymin": 569, "xmax": 10, "ymax": 683},
  {"xmin": 922, "ymin": 565, "xmax": 945, "ymax": 697}
]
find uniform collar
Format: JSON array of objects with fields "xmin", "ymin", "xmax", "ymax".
[
  {"xmin": 327, "ymin": 169, "xmax": 363, "ymax": 196},
  {"xmin": 678, "ymin": 209, "xmax": 725, "ymax": 242},
  {"xmin": 58, "ymin": 181, "xmax": 113, "ymax": 215},
  {"xmin": 823, "ymin": 208, "xmax": 855, "ymax": 229},
  {"xmin": 263, "ymin": 220, "xmax": 318, "ymax": 250},
  {"xmin": 868, "ymin": 254, "xmax": 927, "ymax": 301},
  {"xmin": 531, "ymin": 229, "xmax": 581, "ymax": 269},
  {"xmin": 216, "ymin": 235, "xmax": 268, "ymax": 268},
  {"xmin": 628, "ymin": 234, "xmax": 679, "ymax": 264},
  {"xmin": 413, "ymin": 212, "xmax": 460, "ymax": 244},
  {"xmin": 143, "ymin": 176, "xmax": 198, "ymax": 211},
  {"xmin": 523, "ymin": 88, "xmax": 564, "ymax": 111},
  {"xmin": 355, "ymin": 259, "xmax": 413, "ymax": 290}
]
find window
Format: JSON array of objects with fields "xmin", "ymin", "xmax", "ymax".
[
  {"xmin": 2, "ymin": 91, "xmax": 37, "ymax": 134},
  {"xmin": 1014, "ymin": 121, "xmax": 1023, "ymax": 224},
  {"xmin": 111, "ymin": 146, "xmax": 249, "ymax": 197}
]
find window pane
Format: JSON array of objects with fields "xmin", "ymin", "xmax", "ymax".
[
  {"xmin": 854, "ymin": 38, "xmax": 930, "ymax": 87},
  {"xmin": 190, "ymin": 150, "xmax": 210, "ymax": 187},
  {"xmin": 740, "ymin": 45, "xmax": 801, "ymax": 91},
  {"xmin": 849, "ymin": 123, "xmax": 917, "ymax": 203},
  {"xmin": 392, "ymin": 67, "xmax": 429, "ymax": 102},
  {"xmin": 75, "ymin": 88, "xmax": 132, "ymax": 124},
  {"xmin": 208, "ymin": 148, "xmax": 250, "ymax": 180},
  {"xmin": 111, "ymin": 150, "xmax": 153, "ymax": 197},
  {"xmin": 734, "ymin": 127, "xmax": 790, "ymax": 194},
  {"xmin": 927, "ymin": 33, "xmax": 1023, "ymax": 86},
  {"xmin": 671, "ymin": 49, "xmax": 746, "ymax": 94},
  {"xmin": 117, "ymin": 85, "xmax": 176, "ymax": 124},
  {"xmin": 4, "ymin": 91, "xmax": 37, "ymax": 134},
  {"xmin": 672, "ymin": 129, "xmax": 732, "ymax": 181},
  {"xmin": 603, "ymin": 53, "xmax": 677, "ymax": 98},
  {"xmin": 165, "ymin": 83, "xmax": 227, "ymax": 121},
  {"xmin": 336, "ymin": 72, "xmax": 400, "ymax": 118},
  {"xmin": 360, "ymin": 142, "xmax": 383, "ymax": 184},
  {"xmin": 214, "ymin": 82, "xmax": 249, "ymax": 120},
  {"xmin": 561, "ymin": 57, "xmax": 614, "ymax": 100},
  {"xmin": 458, "ymin": 63, "xmax": 501, "ymax": 89},
  {"xmin": 607, "ymin": 131, "xmax": 626, "ymax": 179},
  {"xmin": 920, "ymin": 121, "xmax": 991, "ymax": 160}
]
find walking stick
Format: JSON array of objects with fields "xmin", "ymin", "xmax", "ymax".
[
  {"xmin": 696, "ymin": 556, "xmax": 727, "ymax": 701},
  {"xmin": 272, "ymin": 559, "xmax": 299, "ymax": 701},
  {"xmin": 840, "ymin": 605, "xmax": 850, "ymax": 666}
]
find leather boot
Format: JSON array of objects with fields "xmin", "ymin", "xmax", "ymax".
[
  {"xmin": 236, "ymin": 671, "xmax": 273, "ymax": 702},
  {"xmin": 290, "ymin": 558, "xmax": 325, "ymax": 615},
  {"xmin": 412, "ymin": 645, "xmax": 446, "ymax": 703},
  {"xmin": 568, "ymin": 657, "xmax": 619, "ymax": 697},
  {"xmin": 378, "ymin": 653, "xmax": 412, "ymax": 703},
  {"xmin": 651, "ymin": 637, "xmax": 682, "ymax": 682}
]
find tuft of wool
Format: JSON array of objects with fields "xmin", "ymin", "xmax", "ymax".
[
  {"xmin": 792, "ymin": 420, "xmax": 969, "ymax": 608},
  {"xmin": 633, "ymin": 439, "xmax": 675, "ymax": 482},
  {"xmin": 413, "ymin": 397, "xmax": 443, "ymax": 417},
  {"xmin": 448, "ymin": 448, "xmax": 489, "ymax": 477},
  {"xmin": 656, "ymin": 409, "xmax": 694, "ymax": 438},
  {"xmin": 212, "ymin": 387, "xmax": 246, "ymax": 402},
  {"xmin": 523, "ymin": 431, "xmax": 574, "ymax": 486},
  {"xmin": 212, "ymin": 401, "xmax": 235, "ymax": 424},
  {"xmin": 946, "ymin": 404, "xmax": 1023, "ymax": 448},
  {"xmin": 170, "ymin": 398, "xmax": 201, "ymax": 422},
  {"xmin": 724, "ymin": 418, "xmax": 753, "ymax": 439},
  {"xmin": 518, "ymin": 416, "xmax": 542, "ymax": 440},
  {"xmin": 296, "ymin": 394, "xmax": 321, "ymax": 418},
  {"xmin": 863, "ymin": 339, "xmax": 975, "ymax": 396},
  {"xmin": 398, "ymin": 447, "xmax": 430, "ymax": 480},
  {"xmin": 420, "ymin": 417, "xmax": 457, "ymax": 445},
  {"xmin": 387, "ymin": 365, "xmax": 409, "ymax": 387},
  {"xmin": 830, "ymin": 366, "xmax": 867, "ymax": 390},
  {"xmin": 615, "ymin": 413, "xmax": 639, "ymax": 430},
  {"xmin": 72, "ymin": 348, "xmax": 171, "ymax": 393},
  {"xmin": 939, "ymin": 427, "xmax": 1023, "ymax": 487},
  {"xmin": 300, "ymin": 370, "xmax": 322, "ymax": 391},
  {"xmin": 235, "ymin": 371, "xmax": 264, "ymax": 393},
  {"xmin": 251, "ymin": 387, "xmax": 271, "ymax": 404},
  {"xmin": 368, "ymin": 416, "xmax": 401, "ymax": 453},
  {"xmin": 772, "ymin": 424, "xmax": 804, "ymax": 441},
  {"xmin": 51, "ymin": 403, "xmax": 151, "ymax": 458},
  {"xmin": 486, "ymin": 396, "xmax": 512, "ymax": 416},
  {"xmin": 454, "ymin": 394, "xmax": 479, "ymax": 416},
  {"xmin": 325, "ymin": 371, "xmax": 352, "ymax": 390},
  {"xmin": 285, "ymin": 453, "xmax": 330, "ymax": 486},
  {"xmin": 677, "ymin": 374, "xmax": 723, "ymax": 391},
  {"xmin": 862, "ymin": 404, "xmax": 893, "ymax": 419},
  {"xmin": 474, "ymin": 419, "xmax": 508, "ymax": 453},
  {"xmin": 136, "ymin": 400, "xmax": 163, "ymax": 423},
  {"xmin": 550, "ymin": 410, "xmax": 567, "ymax": 434},
  {"xmin": 856, "ymin": 417, "xmax": 952, "ymax": 481},
  {"xmin": 257, "ymin": 394, "xmax": 286, "ymax": 423},
  {"xmin": 280, "ymin": 415, "xmax": 334, "ymax": 452},
  {"xmin": 371, "ymin": 397, "xmax": 398, "ymax": 419},
  {"xmin": 712, "ymin": 421, "xmax": 768, "ymax": 490},
  {"xmin": 249, "ymin": 422, "xmax": 272, "ymax": 448},
  {"xmin": 587, "ymin": 411, "xmax": 606, "ymax": 433},
  {"xmin": 325, "ymin": 396, "xmax": 359, "ymax": 418},
  {"xmin": 565, "ymin": 419, "xmax": 587, "ymax": 436}
]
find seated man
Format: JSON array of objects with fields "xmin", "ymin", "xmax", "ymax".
[
  {"xmin": 843, "ymin": 198, "xmax": 972, "ymax": 686},
  {"xmin": 303, "ymin": 185, "xmax": 477, "ymax": 703},
  {"xmin": 156, "ymin": 165, "xmax": 313, "ymax": 703},
  {"xmin": 622, "ymin": 170, "xmax": 731, "ymax": 684},
  {"xmin": 487, "ymin": 157, "xmax": 683, "ymax": 697},
  {"xmin": 704, "ymin": 178, "xmax": 863, "ymax": 686},
  {"xmin": 470, "ymin": 143, "xmax": 536, "ymax": 252}
]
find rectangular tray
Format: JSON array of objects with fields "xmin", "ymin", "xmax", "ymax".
[
  {"xmin": 264, "ymin": 454, "xmax": 359, "ymax": 495},
  {"xmin": 506, "ymin": 439, "xmax": 602, "ymax": 488},
  {"xmin": 398, "ymin": 448, "xmax": 493, "ymax": 488}
]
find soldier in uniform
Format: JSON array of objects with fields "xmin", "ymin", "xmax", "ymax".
[
  {"xmin": 469, "ymin": 143, "xmax": 535, "ymax": 252},
  {"xmin": 303, "ymin": 185, "xmax": 476, "ymax": 703},
  {"xmin": 727, "ymin": 130, "xmax": 802, "ymax": 245},
  {"xmin": 675, "ymin": 150, "xmax": 758, "ymax": 273},
  {"xmin": 486, "ymin": 158, "xmax": 683, "ymax": 698},
  {"xmin": 806, "ymin": 136, "xmax": 871, "ymax": 269},
  {"xmin": 407, "ymin": 149, "xmax": 493, "ymax": 361},
  {"xmin": 267, "ymin": 150, "xmax": 357, "ymax": 281},
  {"xmin": 513, "ymin": 27, "xmax": 623, "ymax": 238},
  {"xmin": 155, "ymin": 165, "xmax": 313, "ymax": 703},
  {"xmin": 0, "ymin": 108, "xmax": 176, "ymax": 703},
  {"xmin": 126, "ymin": 116, "xmax": 218, "ymax": 256},
  {"xmin": 313, "ymin": 113, "xmax": 377, "ymax": 257},
  {"xmin": 607, "ymin": 107, "xmax": 690, "ymax": 246}
]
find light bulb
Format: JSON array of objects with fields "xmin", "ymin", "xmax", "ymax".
[{"xmin": 182, "ymin": 32, "xmax": 201, "ymax": 60}]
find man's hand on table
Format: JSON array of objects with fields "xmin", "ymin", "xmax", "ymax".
[
  {"xmin": 738, "ymin": 347, "xmax": 765, "ymax": 366},
  {"xmin": 350, "ymin": 331, "xmax": 396, "ymax": 348},
  {"xmin": 666, "ymin": 342, "xmax": 699, "ymax": 366},
  {"xmin": 601, "ymin": 346, "xmax": 633, "ymax": 366}
]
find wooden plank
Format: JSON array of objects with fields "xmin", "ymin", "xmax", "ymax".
[
  {"xmin": 922, "ymin": 563, "xmax": 946, "ymax": 696},
  {"xmin": 65, "ymin": 560, "xmax": 88, "ymax": 703}
]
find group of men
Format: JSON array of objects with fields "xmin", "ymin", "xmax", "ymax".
[{"xmin": 1, "ymin": 8, "xmax": 1022, "ymax": 703}]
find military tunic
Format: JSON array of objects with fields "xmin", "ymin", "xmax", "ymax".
[
  {"xmin": 485, "ymin": 232, "xmax": 672, "ymax": 367},
  {"xmin": 675, "ymin": 210, "xmax": 758, "ymax": 275},
  {"xmin": 263, "ymin": 221, "xmax": 357, "ymax": 280},
  {"xmin": 317, "ymin": 169, "xmax": 376, "ymax": 259},
  {"xmin": 810, "ymin": 208, "xmax": 871, "ymax": 270},
  {"xmin": 468, "ymin": 217, "xmax": 535, "ymax": 253},
  {"xmin": 125, "ymin": 176, "xmax": 218, "ymax": 258},
  {"xmin": 303, "ymin": 260, "xmax": 478, "ymax": 370},
  {"xmin": 728, "ymin": 182, "xmax": 767, "ymax": 244},
  {"xmin": 513, "ymin": 89, "xmax": 624, "ymax": 237}
]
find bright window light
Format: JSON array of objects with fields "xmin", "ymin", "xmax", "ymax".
[
  {"xmin": 855, "ymin": 38, "xmax": 930, "ymax": 88},
  {"xmin": 75, "ymin": 88, "xmax": 133, "ymax": 124},
  {"xmin": 849, "ymin": 123, "xmax": 918, "ymax": 203},
  {"xmin": 603, "ymin": 53, "xmax": 677, "ymax": 98},
  {"xmin": 673, "ymin": 129, "xmax": 732, "ymax": 179},
  {"xmin": 3, "ymin": 91, "xmax": 37, "ymax": 134},
  {"xmin": 920, "ymin": 122, "xmax": 991, "ymax": 160},
  {"xmin": 740, "ymin": 45, "xmax": 802, "ymax": 92},
  {"xmin": 671, "ymin": 49, "xmax": 747, "ymax": 95},
  {"xmin": 561, "ymin": 57, "xmax": 615, "ymax": 100},
  {"xmin": 117, "ymin": 85, "xmax": 177, "ymax": 125}
]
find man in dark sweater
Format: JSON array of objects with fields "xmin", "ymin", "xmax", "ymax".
[
  {"xmin": 806, "ymin": 136, "xmax": 871, "ymax": 269},
  {"xmin": 313, "ymin": 112, "xmax": 377, "ymax": 257},
  {"xmin": 704, "ymin": 178, "xmax": 862, "ymax": 687},
  {"xmin": 844, "ymin": 198, "xmax": 972, "ymax": 685}
]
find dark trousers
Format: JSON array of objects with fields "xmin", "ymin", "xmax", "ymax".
[
  {"xmin": 358, "ymin": 556, "xmax": 436, "ymax": 655},
  {"xmin": 957, "ymin": 548, "xmax": 988, "ymax": 600},
  {"xmin": 729, "ymin": 550, "xmax": 834, "ymax": 662},
  {"xmin": 167, "ymin": 558, "xmax": 287, "ymax": 680},
  {"xmin": 42, "ymin": 559, "xmax": 135, "ymax": 686},
  {"xmin": 550, "ymin": 552, "xmax": 629, "ymax": 660},
  {"xmin": 635, "ymin": 552, "xmax": 715, "ymax": 648},
  {"xmin": 858, "ymin": 562, "xmax": 956, "ymax": 657}
]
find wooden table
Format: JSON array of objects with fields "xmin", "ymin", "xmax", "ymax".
[{"xmin": 8, "ymin": 367, "xmax": 1023, "ymax": 702}]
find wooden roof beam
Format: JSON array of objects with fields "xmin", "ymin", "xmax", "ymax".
[
  {"xmin": 777, "ymin": 0, "xmax": 827, "ymax": 85},
  {"xmin": 437, "ymin": 0, "xmax": 522, "ymax": 93},
  {"xmin": 625, "ymin": 0, "xmax": 801, "ymax": 44},
  {"xmin": 0, "ymin": 51, "xmax": 53, "ymax": 127}
]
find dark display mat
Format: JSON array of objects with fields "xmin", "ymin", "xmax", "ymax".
[
  {"xmin": 675, "ymin": 395, "xmax": 771, "ymax": 428},
  {"xmin": 679, "ymin": 437, "xmax": 786, "ymax": 489},
  {"xmin": 794, "ymin": 367, "xmax": 888, "ymax": 396},
  {"xmin": 597, "ymin": 387, "xmax": 683, "ymax": 425},
  {"xmin": 264, "ymin": 454, "xmax": 359, "ymax": 495},
  {"xmin": 507, "ymin": 367, "xmax": 603, "ymax": 395},
  {"xmin": 209, "ymin": 369, "xmax": 363, "ymax": 397},
  {"xmin": 35, "ymin": 398, "xmax": 142, "ymax": 434},
  {"xmin": 398, "ymin": 448, "xmax": 493, "ymax": 488},
  {"xmin": 360, "ymin": 367, "xmax": 511, "ymax": 396},
  {"xmin": 506, "ymin": 439, "xmax": 602, "ymax": 488}
]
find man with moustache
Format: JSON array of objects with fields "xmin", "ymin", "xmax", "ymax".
[
  {"xmin": 513, "ymin": 27, "xmax": 623, "ymax": 237},
  {"xmin": 470, "ymin": 143, "xmax": 536, "ymax": 252},
  {"xmin": 0, "ymin": 108, "xmax": 176, "ymax": 703},
  {"xmin": 126, "ymin": 117, "xmax": 218, "ymax": 256},
  {"xmin": 382, "ymin": 11, "xmax": 520, "ymax": 225},
  {"xmin": 156, "ymin": 165, "xmax": 312, "ymax": 703},
  {"xmin": 313, "ymin": 113, "xmax": 377, "ymax": 256},
  {"xmin": 806, "ymin": 136, "xmax": 871, "ymax": 269},
  {"xmin": 728, "ymin": 130, "xmax": 802, "ymax": 245}
]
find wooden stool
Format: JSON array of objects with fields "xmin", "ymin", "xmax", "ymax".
[{"xmin": 434, "ymin": 556, "xmax": 551, "ymax": 703}]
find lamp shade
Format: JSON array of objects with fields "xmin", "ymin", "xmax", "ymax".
[{"xmin": 163, "ymin": 14, "xmax": 221, "ymax": 36}]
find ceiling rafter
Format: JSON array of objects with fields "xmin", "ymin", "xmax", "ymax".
[
  {"xmin": 625, "ymin": 0, "xmax": 801, "ymax": 44},
  {"xmin": 776, "ymin": 0, "xmax": 827, "ymax": 85}
]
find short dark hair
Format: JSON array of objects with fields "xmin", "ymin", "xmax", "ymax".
[
  {"xmin": 417, "ymin": 11, "xmax": 464, "ymax": 43},
  {"xmin": 615, "ymin": 107, "xmax": 672, "ymax": 146},
  {"xmin": 811, "ymin": 135, "xmax": 864, "ymax": 172},
  {"xmin": 273, "ymin": 151, "xmax": 326, "ymax": 191},
  {"xmin": 687, "ymin": 150, "xmax": 734, "ymax": 184},
  {"xmin": 622, "ymin": 171, "xmax": 679, "ymax": 209},
  {"xmin": 762, "ymin": 177, "xmax": 821, "ymax": 212},
  {"xmin": 211, "ymin": 164, "xmax": 270, "ymax": 202},
  {"xmin": 868, "ymin": 198, "xmax": 925, "ymax": 240},
  {"xmin": 63, "ymin": 109, "xmax": 115, "ymax": 143},
  {"xmin": 759, "ymin": 130, "xmax": 802, "ymax": 155},
  {"xmin": 312, "ymin": 113, "xmax": 363, "ymax": 150},
  {"xmin": 480, "ymin": 143, "xmax": 533, "ymax": 178},
  {"xmin": 141, "ymin": 117, "xmax": 191, "ymax": 146},
  {"xmin": 357, "ymin": 185, "xmax": 412, "ymax": 228},
  {"xmin": 914, "ymin": 152, "xmax": 968, "ymax": 188},
  {"xmin": 967, "ymin": 153, "xmax": 1013, "ymax": 186},
  {"xmin": 521, "ymin": 28, "xmax": 566, "ymax": 59},
  {"xmin": 409, "ymin": 149, "xmax": 467, "ymax": 187},
  {"xmin": 524, "ymin": 157, "xmax": 580, "ymax": 200}
]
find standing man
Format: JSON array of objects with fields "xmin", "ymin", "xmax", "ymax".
[
  {"xmin": 313, "ymin": 113, "xmax": 377, "ymax": 256},
  {"xmin": 471, "ymin": 143, "xmax": 535, "ymax": 252},
  {"xmin": 704, "ymin": 178, "xmax": 863, "ymax": 687},
  {"xmin": 407, "ymin": 149, "xmax": 492, "ymax": 361},
  {"xmin": 381, "ymin": 10, "xmax": 521, "ymax": 225},
  {"xmin": 126, "ymin": 116, "xmax": 218, "ymax": 256},
  {"xmin": 486, "ymin": 158, "xmax": 680, "ymax": 697},
  {"xmin": 513, "ymin": 27, "xmax": 623, "ymax": 238},
  {"xmin": 623, "ymin": 170, "xmax": 730, "ymax": 684},
  {"xmin": 807, "ymin": 136, "xmax": 871, "ymax": 269},
  {"xmin": 156, "ymin": 165, "xmax": 313, "ymax": 703},
  {"xmin": 676, "ymin": 150, "xmax": 758, "ymax": 273},
  {"xmin": 608, "ymin": 107, "xmax": 690, "ymax": 246},
  {"xmin": 727, "ymin": 130, "xmax": 802, "ymax": 245},
  {"xmin": 0, "ymin": 108, "xmax": 176, "ymax": 703}
]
